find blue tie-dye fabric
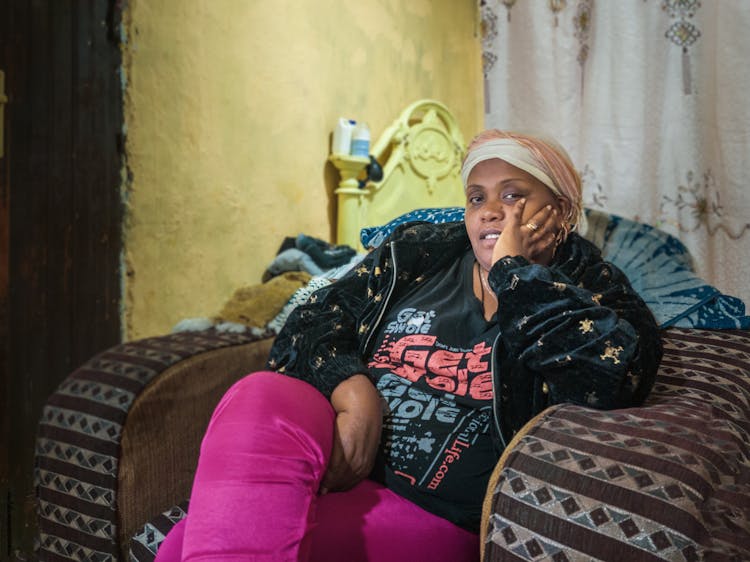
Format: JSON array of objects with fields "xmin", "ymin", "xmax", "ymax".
[
  {"xmin": 360, "ymin": 207, "xmax": 467, "ymax": 250},
  {"xmin": 360, "ymin": 207, "xmax": 750, "ymax": 330}
]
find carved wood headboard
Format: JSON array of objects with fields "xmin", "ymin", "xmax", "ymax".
[{"xmin": 330, "ymin": 99, "xmax": 466, "ymax": 250}]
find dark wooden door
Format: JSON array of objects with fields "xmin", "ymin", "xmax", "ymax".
[{"xmin": 0, "ymin": 2, "xmax": 124, "ymax": 559}]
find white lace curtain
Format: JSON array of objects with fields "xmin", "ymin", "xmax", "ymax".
[{"xmin": 481, "ymin": 0, "xmax": 750, "ymax": 305}]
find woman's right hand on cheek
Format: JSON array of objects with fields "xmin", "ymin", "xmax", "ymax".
[{"xmin": 491, "ymin": 198, "xmax": 527, "ymax": 265}]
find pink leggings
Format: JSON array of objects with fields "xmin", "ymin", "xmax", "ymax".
[{"xmin": 155, "ymin": 371, "xmax": 479, "ymax": 562}]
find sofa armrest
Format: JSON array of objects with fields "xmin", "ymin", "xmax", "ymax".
[
  {"xmin": 35, "ymin": 329, "xmax": 274, "ymax": 562},
  {"xmin": 481, "ymin": 328, "xmax": 750, "ymax": 561}
]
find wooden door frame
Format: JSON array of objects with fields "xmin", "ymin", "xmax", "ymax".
[{"xmin": 1, "ymin": 2, "xmax": 124, "ymax": 558}]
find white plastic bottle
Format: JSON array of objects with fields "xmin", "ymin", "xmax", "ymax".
[
  {"xmin": 332, "ymin": 118, "xmax": 356, "ymax": 155},
  {"xmin": 350, "ymin": 122, "xmax": 370, "ymax": 157}
]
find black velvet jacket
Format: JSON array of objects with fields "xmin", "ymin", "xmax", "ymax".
[{"xmin": 267, "ymin": 221, "xmax": 662, "ymax": 449}]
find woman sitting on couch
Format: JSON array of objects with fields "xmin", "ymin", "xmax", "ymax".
[{"xmin": 155, "ymin": 129, "xmax": 662, "ymax": 562}]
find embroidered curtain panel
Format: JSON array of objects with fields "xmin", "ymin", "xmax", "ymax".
[{"xmin": 481, "ymin": 0, "xmax": 750, "ymax": 305}]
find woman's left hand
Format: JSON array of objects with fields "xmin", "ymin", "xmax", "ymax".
[
  {"xmin": 320, "ymin": 409, "xmax": 380, "ymax": 494},
  {"xmin": 491, "ymin": 199, "xmax": 561, "ymax": 266},
  {"xmin": 321, "ymin": 374, "xmax": 383, "ymax": 494}
]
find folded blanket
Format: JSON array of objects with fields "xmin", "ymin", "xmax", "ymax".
[
  {"xmin": 173, "ymin": 271, "xmax": 311, "ymax": 334},
  {"xmin": 264, "ymin": 234, "xmax": 357, "ymax": 280},
  {"xmin": 295, "ymin": 234, "xmax": 356, "ymax": 269}
]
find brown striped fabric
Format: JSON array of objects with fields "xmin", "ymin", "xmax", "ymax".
[
  {"xmin": 34, "ymin": 329, "xmax": 269, "ymax": 561},
  {"xmin": 483, "ymin": 328, "xmax": 750, "ymax": 561}
]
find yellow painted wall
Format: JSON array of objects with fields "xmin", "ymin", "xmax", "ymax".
[{"xmin": 122, "ymin": 0, "xmax": 483, "ymax": 340}]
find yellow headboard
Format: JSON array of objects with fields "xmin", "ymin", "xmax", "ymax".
[{"xmin": 330, "ymin": 99, "xmax": 466, "ymax": 250}]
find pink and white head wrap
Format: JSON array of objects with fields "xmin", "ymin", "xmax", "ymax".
[{"xmin": 461, "ymin": 130, "xmax": 586, "ymax": 234}]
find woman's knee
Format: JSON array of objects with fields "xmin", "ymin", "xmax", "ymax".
[
  {"xmin": 202, "ymin": 371, "xmax": 336, "ymax": 459},
  {"xmin": 217, "ymin": 371, "xmax": 332, "ymax": 422}
]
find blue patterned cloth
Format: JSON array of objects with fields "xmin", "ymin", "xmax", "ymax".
[
  {"xmin": 360, "ymin": 207, "xmax": 750, "ymax": 330},
  {"xmin": 360, "ymin": 207, "xmax": 467, "ymax": 249}
]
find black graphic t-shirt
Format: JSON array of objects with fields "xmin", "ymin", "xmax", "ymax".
[{"xmin": 368, "ymin": 250, "xmax": 500, "ymax": 532}]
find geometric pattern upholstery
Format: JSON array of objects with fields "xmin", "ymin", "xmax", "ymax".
[
  {"xmin": 35, "ymin": 326, "xmax": 750, "ymax": 561},
  {"xmin": 129, "ymin": 501, "xmax": 189, "ymax": 562},
  {"xmin": 484, "ymin": 328, "xmax": 750, "ymax": 561},
  {"xmin": 34, "ymin": 329, "xmax": 266, "ymax": 561}
]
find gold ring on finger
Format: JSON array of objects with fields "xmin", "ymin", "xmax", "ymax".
[{"xmin": 526, "ymin": 221, "xmax": 539, "ymax": 231}]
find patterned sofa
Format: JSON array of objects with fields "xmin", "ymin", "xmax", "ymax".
[
  {"xmin": 480, "ymin": 328, "xmax": 750, "ymax": 561},
  {"xmin": 34, "ymin": 210, "xmax": 750, "ymax": 560},
  {"xmin": 34, "ymin": 330, "xmax": 274, "ymax": 561},
  {"xmin": 34, "ymin": 327, "xmax": 750, "ymax": 561}
]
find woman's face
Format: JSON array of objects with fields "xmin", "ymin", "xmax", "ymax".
[{"xmin": 464, "ymin": 158, "xmax": 564, "ymax": 271}]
